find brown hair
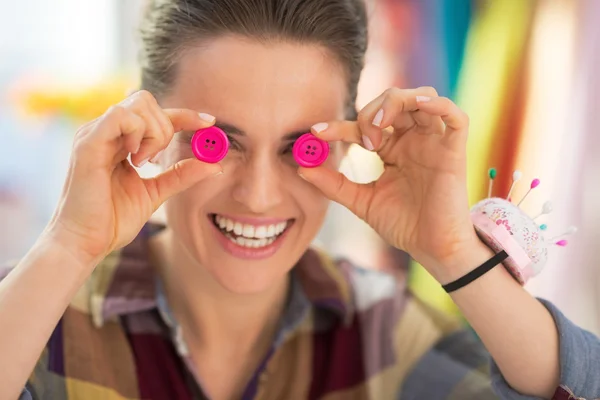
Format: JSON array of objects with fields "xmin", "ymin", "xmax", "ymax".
[{"xmin": 139, "ymin": 0, "xmax": 368, "ymax": 118}]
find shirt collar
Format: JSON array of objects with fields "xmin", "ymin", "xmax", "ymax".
[{"xmin": 89, "ymin": 223, "xmax": 354, "ymax": 328}]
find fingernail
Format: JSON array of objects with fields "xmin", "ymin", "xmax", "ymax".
[
  {"xmin": 416, "ymin": 96, "xmax": 431, "ymax": 103},
  {"xmin": 138, "ymin": 158, "xmax": 150, "ymax": 167},
  {"xmin": 150, "ymin": 150, "xmax": 164, "ymax": 164},
  {"xmin": 312, "ymin": 122, "xmax": 328, "ymax": 133},
  {"xmin": 372, "ymin": 109, "xmax": 384, "ymax": 127},
  {"xmin": 362, "ymin": 135, "xmax": 375, "ymax": 151},
  {"xmin": 199, "ymin": 113, "xmax": 215, "ymax": 122}
]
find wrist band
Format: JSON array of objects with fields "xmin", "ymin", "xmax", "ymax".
[{"xmin": 441, "ymin": 250, "xmax": 509, "ymax": 293}]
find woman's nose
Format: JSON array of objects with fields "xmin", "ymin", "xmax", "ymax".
[{"xmin": 231, "ymin": 156, "xmax": 284, "ymax": 214}]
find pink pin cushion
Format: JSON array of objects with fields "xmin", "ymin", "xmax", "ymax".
[
  {"xmin": 293, "ymin": 133, "xmax": 329, "ymax": 167},
  {"xmin": 470, "ymin": 197, "xmax": 548, "ymax": 285},
  {"xmin": 191, "ymin": 126, "xmax": 229, "ymax": 163}
]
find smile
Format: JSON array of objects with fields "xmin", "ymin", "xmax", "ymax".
[{"xmin": 210, "ymin": 214, "xmax": 293, "ymax": 250}]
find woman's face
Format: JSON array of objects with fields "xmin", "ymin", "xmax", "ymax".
[{"xmin": 160, "ymin": 36, "xmax": 348, "ymax": 294}]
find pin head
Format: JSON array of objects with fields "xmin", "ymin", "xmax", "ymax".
[
  {"xmin": 555, "ymin": 240, "xmax": 568, "ymax": 247},
  {"xmin": 512, "ymin": 170, "xmax": 522, "ymax": 181},
  {"xmin": 488, "ymin": 168, "xmax": 497, "ymax": 179},
  {"xmin": 542, "ymin": 201, "xmax": 553, "ymax": 214},
  {"xmin": 540, "ymin": 224, "xmax": 548, "ymax": 230},
  {"xmin": 530, "ymin": 178, "xmax": 540, "ymax": 189}
]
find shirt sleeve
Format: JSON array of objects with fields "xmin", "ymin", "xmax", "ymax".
[
  {"xmin": 490, "ymin": 298, "xmax": 600, "ymax": 400},
  {"xmin": 400, "ymin": 326, "xmax": 499, "ymax": 399},
  {"xmin": 402, "ymin": 298, "xmax": 600, "ymax": 400}
]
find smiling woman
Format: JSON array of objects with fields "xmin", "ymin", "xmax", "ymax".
[
  {"xmin": 156, "ymin": 37, "xmax": 348, "ymax": 296},
  {"xmin": 1, "ymin": 1, "xmax": 600, "ymax": 400}
]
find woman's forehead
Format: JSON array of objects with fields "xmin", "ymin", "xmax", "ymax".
[{"xmin": 165, "ymin": 37, "xmax": 348, "ymax": 138}]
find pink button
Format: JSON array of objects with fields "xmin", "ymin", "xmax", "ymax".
[
  {"xmin": 191, "ymin": 126, "xmax": 229, "ymax": 163},
  {"xmin": 293, "ymin": 133, "xmax": 329, "ymax": 167}
]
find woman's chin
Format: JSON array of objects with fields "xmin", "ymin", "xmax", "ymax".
[{"xmin": 208, "ymin": 264, "xmax": 288, "ymax": 295}]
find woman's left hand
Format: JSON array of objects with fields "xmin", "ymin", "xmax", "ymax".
[{"xmin": 299, "ymin": 87, "xmax": 481, "ymax": 283}]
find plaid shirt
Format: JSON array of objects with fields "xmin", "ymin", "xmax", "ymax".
[{"xmin": 7, "ymin": 223, "xmax": 599, "ymax": 399}]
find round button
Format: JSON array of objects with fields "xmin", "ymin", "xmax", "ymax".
[
  {"xmin": 292, "ymin": 133, "xmax": 329, "ymax": 168},
  {"xmin": 191, "ymin": 126, "xmax": 229, "ymax": 163}
]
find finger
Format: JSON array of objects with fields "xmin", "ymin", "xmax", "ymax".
[
  {"xmin": 297, "ymin": 165, "xmax": 373, "ymax": 221},
  {"xmin": 114, "ymin": 92, "xmax": 164, "ymax": 166},
  {"xmin": 408, "ymin": 109, "xmax": 446, "ymax": 138},
  {"xmin": 310, "ymin": 121, "xmax": 362, "ymax": 145},
  {"xmin": 356, "ymin": 92, "xmax": 386, "ymax": 149},
  {"xmin": 121, "ymin": 90, "xmax": 165, "ymax": 148},
  {"xmin": 78, "ymin": 106, "xmax": 146, "ymax": 166},
  {"xmin": 134, "ymin": 109, "xmax": 217, "ymax": 167},
  {"xmin": 120, "ymin": 114, "xmax": 147, "ymax": 155},
  {"xmin": 138, "ymin": 90, "xmax": 174, "ymax": 141},
  {"xmin": 164, "ymin": 109, "xmax": 216, "ymax": 133},
  {"xmin": 141, "ymin": 92, "xmax": 175, "ymax": 162},
  {"xmin": 382, "ymin": 87, "xmax": 439, "ymax": 126},
  {"xmin": 359, "ymin": 87, "xmax": 440, "ymax": 149},
  {"xmin": 131, "ymin": 108, "xmax": 164, "ymax": 164},
  {"xmin": 415, "ymin": 96, "xmax": 469, "ymax": 147},
  {"xmin": 144, "ymin": 159, "xmax": 223, "ymax": 208},
  {"xmin": 147, "ymin": 108, "xmax": 175, "ymax": 164},
  {"xmin": 310, "ymin": 121, "xmax": 395, "ymax": 152}
]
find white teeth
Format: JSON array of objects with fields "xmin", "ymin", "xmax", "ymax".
[
  {"xmin": 233, "ymin": 222, "xmax": 243, "ymax": 236},
  {"xmin": 242, "ymin": 225, "xmax": 255, "ymax": 238},
  {"xmin": 275, "ymin": 222, "xmax": 286, "ymax": 234},
  {"xmin": 255, "ymin": 226, "xmax": 267, "ymax": 239},
  {"xmin": 225, "ymin": 234, "xmax": 276, "ymax": 248},
  {"xmin": 214, "ymin": 215, "xmax": 289, "ymax": 241}
]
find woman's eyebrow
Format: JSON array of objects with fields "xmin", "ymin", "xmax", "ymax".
[{"xmin": 215, "ymin": 122, "xmax": 309, "ymax": 142}]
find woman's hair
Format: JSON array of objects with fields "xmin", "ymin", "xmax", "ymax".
[{"xmin": 139, "ymin": 0, "xmax": 368, "ymax": 118}]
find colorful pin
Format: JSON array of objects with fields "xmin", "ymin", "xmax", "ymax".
[
  {"xmin": 532, "ymin": 201, "xmax": 553, "ymax": 220},
  {"xmin": 540, "ymin": 224, "xmax": 548, "ymax": 230},
  {"xmin": 555, "ymin": 240, "xmax": 568, "ymax": 247},
  {"xmin": 549, "ymin": 226, "xmax": 578, "ymax": 242},
  {"xmin": 506, "ymin": 170, "xmax": 522, "ymax": 200},
  {"xmin": 516, "ymin": 178, "xmax": 540, "ymax": 206},
  {"xmin": 488, "ymin": 168, "xmax": 497, "ymax": 198}
]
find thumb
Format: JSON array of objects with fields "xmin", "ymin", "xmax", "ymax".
[
  {"xmin": 145, "ymin": 159, "xmax": 223, "ymax": 207},
  {"xmin": 298, "ymin": 166, "xmax": 372, "ymax": 221}
]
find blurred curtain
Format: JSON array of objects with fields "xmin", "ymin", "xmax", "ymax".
[{"xmin": 376, "ymin": 0, "xmax": 599, "ymax": 334}]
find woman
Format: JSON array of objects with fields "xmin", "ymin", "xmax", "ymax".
[{"xmin": 1, "ymin": 1, "xmax": 599, "ymax": 399}]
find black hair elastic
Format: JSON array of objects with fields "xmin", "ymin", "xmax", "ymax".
[{"xmin": 442, "ymin": 250, "xmax": 509, "ymax": 293}]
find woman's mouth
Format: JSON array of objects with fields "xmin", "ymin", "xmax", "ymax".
[{"xmin": 209, "ymin": 214, "xmax": 294, "ymax": 259}]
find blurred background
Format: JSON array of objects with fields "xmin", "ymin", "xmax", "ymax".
[{"xmin": 0, "ymin": 0, "xmax": 598, "ymax": 335}]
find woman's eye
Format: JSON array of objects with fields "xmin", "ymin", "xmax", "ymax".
[
  {"xmin": 226, "ymin": 135, "xmax": 241, "ymax": 151},
  {"xmin": 281, "ymin": 143, "xmax": 295, "ymax": 155}
]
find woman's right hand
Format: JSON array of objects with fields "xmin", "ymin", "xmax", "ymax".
[{"xmin": 44, "ymin": 90, "xmax": 222, "ymax": 266}]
